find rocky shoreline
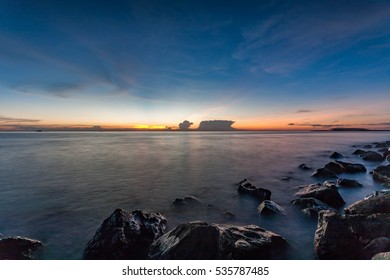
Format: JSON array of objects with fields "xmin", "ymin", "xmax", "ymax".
[{"xmin": 1, "ymin": 139, "xmax": 389, "ymax": 260}]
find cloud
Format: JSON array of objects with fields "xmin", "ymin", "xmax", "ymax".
[
  {"xmin": 288, "ymin": 122, "xmax": 349, "ymax": 128},
  {"xmin": 296, "ymin": 109, "xmax": 314, "ymax": 113},
  {"xmin": 178, "ymin": 120, "xmax": 193, "ymax": 130},
  {"xmin": 0, "ymin": 115, "xmax": 40, "ymax": 123},
  {"xmin": 198, "ymin": 120, "xmax": 235, "ymax": 131}
]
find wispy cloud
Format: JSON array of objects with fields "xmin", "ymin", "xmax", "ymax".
[
  {"xmin": 0, "ymin": 115, "xmax": 40, "ymax": 123},
  {"xmin": 296, "ymin": 109, "xmax": 314, "ymax": 113}
]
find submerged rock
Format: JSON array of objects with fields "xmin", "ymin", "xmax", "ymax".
[
  {"xmin": 337, "ymin": 178, "xmax": 363, "ymax": 188},
  {"xmin": 237, "ymin": 179, "xmax": 271, "ymax": 202},
  {"xmin": 372, "ymin": 165, "xmax": 390, "ymax": 184},
  {"xmin": 294, "ymin": 183, "xmax": 345, "ymax": 208},
  {"xmin": 291, "ymin": 198, "xmax": 336, "ymax": 218},
  {"xmin": 362, "ymin": 151, "xmax": 384, "ymax": 162},
  {"xmin": 148, "ymin": 221, "xmax": 288, "ymax": 260},
  {"xmin": 312, "ymin": 168, "xmax": 338, "ymax": 179},
  {"xmin": 344, "ymin": 192, "xmax": 390, "ymax": 215},
  {"xmin": 298, "ymin": 163, "xmax": 312, "ymax": 170},
  {"xmin": 334, "ymin": 161, "xmax": 367, "ymax": 173},
  {"xmin": 171, "ymin": 196, "xmax": 203, "ymax": 208},
  {"xmin": 353, "ymin": 149, "xmax": 367, "ymax": 155},
  {"xmin": 330, "ymin": 152, "xmax": 343, "ymax": 159},
  {"xmin": 0, "ymin": 236, "xmax": 42, "ymax": 260},
  {"xmin": 258, "ymin": 200, "xmax": 286, "ymax": 216},
  {"xmin": 83, "ymin": 209, "xmax": 167, "ymax": 259},
  {"xmin": 221, "ymin": 211, "xmax": 236, "ymax": 220}
]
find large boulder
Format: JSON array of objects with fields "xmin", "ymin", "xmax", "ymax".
[
  {"xmin": 294, "ymin": 183, "xmax": 345, "ymax": 208},
  {"xmin": 372, "ymin": 251, "xmax": 390, "ymax": 260},
  {"xmin": 335, "ymin": 161, "xmax": 367, "ymax": 173},
  {"xmin": 312, "ymin": 168, "xmax": 338, "ymax": 179},
  {"xmin": 237, "ymin": 179, "xmax": 271, "ymax": 202},
  {"xmin": 330, "ymin": 152, "xmax": 343, "ymax": 159},
  {"xmin": 314, "ymin": 211, "xmax": 390, "ymax": 259},
  {"xmin": 353, "ymin": 149, "xmax": 367, "ymax": 155},
  {"xmin": 258, "ymin": 200, "xmax": 286, "ymax": 216},
  {"xmin": 291, "ymin": 198, "xmax": 336, "ymax": 218},
  {"xmin": 148, "ymin": 221, "xmax": 288, "ymax": 260},
  {"xmin": 363, "ymin": 237, "xmax": 390, "ymax": 259},
  {"xmin": 0, "ymin": 236, "xmax": 42, "ymax": 260},
  {"xmin": 372, "ymin": 165, "xmax": 390, "ymax": 184},
  {"xmin": 83, "ymin": 209, "xmax": 167, "ymax": 259},
  {"xmin": 362, "ymin": 151, "xmax": 384, "ymax": 162},
  {"xmin": 337, "ymin": 178, "xmax": 363, "ymax": 188},
  {"xmin": 344, "ymin": 192, "xmax": 390, "ymax": 215}
]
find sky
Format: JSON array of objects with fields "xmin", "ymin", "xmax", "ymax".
[{"xmin": 1, "ymin": 0, "xmax": 390, "ymax": 130}]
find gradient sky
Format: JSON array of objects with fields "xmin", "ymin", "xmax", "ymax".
[{"xmin": 1, "ymin": 0, "xmax": 390, "ymax": 130}]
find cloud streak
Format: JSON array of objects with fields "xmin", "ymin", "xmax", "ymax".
[{"xmin": 0, "ymin": 115, "xmax": 40, "ymax": 123}]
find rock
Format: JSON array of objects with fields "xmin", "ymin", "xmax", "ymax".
[
  {"xmin": 364, "ymin": 189, "xmax": 390, "ymax": 199},
  {"xmin": 291, "ymin": 198, "xmax": 336, "ymax": 218},
  {"xmin": 323, "ymin": 180, "xmax": 338, "ymax": 188},
  {"xmin": 372, "ymin": 251, "xmax": 390, "ymax": 260},
  {"xmin": 363, "ymin": 237, "xmax": 390, "ymax": 259},
  {"xmin": 372, "ymin": 165, "xmax": 390, "ymax": 184},
  {"xmin": 330, "ymin": 152, "xmax": 343, "ymax": 159},
  {"xmin": 314, "ymin": 211, "xmax": 390, "ymax": 259},
  {"xmin": 280, "ymin": 176, "xmax": 292, "ymax": 181},
  {"xmin": 374, "ymin": 141, "xmax": 390, "ymax": 148},
  {"xmin": 344, "ymin": 192, "xmax": 390, "ymax": 215},
  {"xmin": 83, "ymin": 209, "xmax": 167, "ymax": 260},
  {"xmin": 148, "ymin": 221, "xmax": 288, "ymax": 260},
  {"xmin": 363, "ymin": 144, "xmax": 372, "ymax": 148},
  {"xmin": 337, "ymin": 178, "xmax": 363, "ymax": 188},
  {"xmin": 335, "ymin": 160, "xmax": 367, "ymax": 173},
  {"xmin": 387, "ymin": 155, "xmax": 390, "ymax": 162},
  {"xmin": 353, "ymin": 149, "xmax": 367, "ymax": 155},
  {"xmin": 294, "ymin": 183, "xmax": 345, "ymax": 208},
  {"xmin": 171, "ymin": 196, "xmax": 203, "ymax": 208},
  {"xmin": 258, "ymin": 200, "xmax": 286, "ymax": 216},
  {"xmin": 324, "ymin": 162, "xmax": 344, "ymax": 174},
  {"xmin": 0, "ymin": 236, "xmax": 42, "ymax": 260},
  {"xmin": 237, "ymin": 179, "xmax": 271, "ymax": 202},
  {"xmin": 298, "ymin": 163, "xmax": 311, "ymax": 170},
  {"xmin": 312, "ymin": 168, "xmax": 338, "ymax": 179},
  {"xmin": 221, "ymin": 211, "xmax": 236, "ymax": 220},
  {"xmin": 362, "ymin": 151, "xmax": 384, "ymax": 162}
]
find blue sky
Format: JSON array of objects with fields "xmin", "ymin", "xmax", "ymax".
[{"xmin": 1, "ymin": 0, "xmax": 390, "ymax": 130}]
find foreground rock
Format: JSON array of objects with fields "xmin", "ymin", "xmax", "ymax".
[
  {"xmin": 294, "ymin": 183, "xmax": 345, "ymax": 208},
  {"xmin": 337, "ymin": 178, "xmax": 363, "ymax": 188},
  {"xmin": 372, "ymin": 165, "xmax": 390, "ymax": 185},
  {"xmin": 291, "ymin": 198, "xmax": 336, "ymax": 218},
  {"xmin": 0, "ymin": 236, "xmax": 42, "ymax": 260},
  {"xmin": 314, "ymin": 211, "xmax": 390, "ymax": 259},
  {"xmin": 362, "ymin": 151, "xmax": 384, "ymax": 162},
  {"xmin": 312, "ymin": 161, "xmax": 366, "ymax": 179},
  {"xmin": 372, "ymin": 252, "xmax": 390, "ymax": 260},
  {"xmin": 258, "ymin": 200, "xmax": 286, "ymax": 216},
  {"xmin": 83, "ymin": 209, "xmax": 167, "ymax": 259},
  {"xmin": 363, "ymin": 237, "xmax": 390, "ymax": 259},
  {"xmin": 237, "ymin": 179, "xmax": 271, "ymax": 202},
  {"xmin": 148, "ymin": 221, "xmax": 288, "ymax": 260},
  {"xmin": 344, "ymin": 192, "xmax": 390, "ymax": 215}
]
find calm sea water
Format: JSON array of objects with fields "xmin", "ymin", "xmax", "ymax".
[{"xmin": 0, "ymin": 131, "xmax": 389, "ymax": 259}]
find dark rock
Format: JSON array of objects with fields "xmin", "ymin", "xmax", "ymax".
[
  {"xmin": 0, "ymin": 236, "xmax": 42, "ymax": 260},
  {"xmin": 221, "ymin": 211, "xmax": 236, "ymax": 220},
  {"xmin": 372, "ymin": 165, "xmax": 390, "ymax": 184},
  {"xmin": 148, "ymin": 221, "xmax": 288, "ymax": 260},
  {"xmin": 298, "ymin": 163, "xmax": 311, "ymax": 170},
  {"xmin": 364, "ymin": 189, "xmax": 390, "ymax": 199},
  {"xmin": 83, "ymin": 209, "xmax": 167, "ymax": 260},
  {"xmin": 330, "ymin": 152, "xmax": 343, "ymax": 159},
  {"xmin": 344, "ymin": 192, "xmax": 390, "ymax": 215},
  {"xmin": 363, "ymin": 144, "xmax": 372, "ymax": 148},
  {"xmin": 375, "ymin": 141, "xmax": 390, "ymax": 148},
  {"xmin": 363, "ymin": 237, "xmax": 390, "ymax": 259},
  {"xmin": 295, "ymin": 183, "xmax": 345, "ymax": 208},
  {"xmin": 335, "ymin": 160, "xmax": 367, "ymax": 173},
  {"xmin": 337, "ymin": 178, "xmax": 363, "ymax": 188},
  {"xmin": 372, "ymin": 252, "xmax": 390, "ymax": 260},
  {"xmin": 312, "ymin": 168, "xmax": 338, "ymax": 179},
  {"xmin": 353, "ymin": 149, "xmax": 367, "ymax": 155},
  {"xmin": 237, "ymin": 179, "xmax": 271, "ymax": 202},
  {"xmin": 324, "ymin": 162, "xmax": 344, "ymax": 174},
  {"xmin": 171, "ymin": 196, "xmax": 203, "ymax": 208},
  {"xmin": 258, "ymin": 200, "xmax": 286, "ymax": 216},
  {"xmin": 362, "ymin": 151, "xmax": 384, "ymax": 162},
  {"xmin": 387, "ymin": 155, "xmax": 390, "ymax": 162},
  {"xmin": 378, "ymin": 148, "xmax": 389, "ymax": 153},
  {"xmin": 291, "ymin": 198, "xmax": 336, "ymax": 218},
  {"xmin": 280, "ymin": 176, "xmax": 292, "ymax": 181},
  {"xmin": 314, "ymin": 211, "xmax": 390, "ymax": 259}
]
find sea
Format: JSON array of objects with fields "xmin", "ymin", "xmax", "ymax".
[{"xmin": 0, "ymin": 131, "xmax": 389, "ymax": 259}]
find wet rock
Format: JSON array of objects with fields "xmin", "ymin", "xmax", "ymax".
[
  {"xmin": 353, "ymin": 149, "xmax": 367, "ymax": 155},
  {"xmin": 363, "ymin": 144, "xmax": 372, "ymax": 148},
  {"xmin": 374, "ymin": 141, "xmax": 390, "ymax": 148},
  {"xmin": 298, "ymin": 163, "xmax": 311, "ymax": 170},
  {"xmin": 83, "ymin": 209, "xmax": 167, "ymax": 259},
  {"xmin": 372, "ymin": 252, "xmax": 390, "ymax": 260},
  {"xmin": 148, "ymin": 221, "xmax": 288, "ymax": 260},
  {"xmin": 337, "ymin": 178, "xmax": 363, "ymax": 188},
  {"xmin": 387, "ymin": 155, "xmax": 390, "ymax": 162},
  {"xmin": 344, "ymin": 192, "xmax": 390, "ymax": 215},
  {"xmin": 335, "ymin": 161, "xmax": 367, "ymax": 173},
  {"xmin": 362, "ymin": 151, "xmax": 384, "ymax": 162},
  {"xmin": 314, "ymin": 211, "xmax": 390, "ymax": 259},
  {"xmin": 363, "ymin": 237, "xmax": 390, "ymax": 259},
  {"xmin": 280, "ymin": 176, "xmax": 292, "ymax": 181},
  {"xmin": 372, "ymin": 165, "xmax": 390, "ymax": 184},
  {"xmin": 330, "ymin": 152, "xmax": 343, "ymax": 159},
  {"xmin": 258, "ymin": 200, "xmax": 286, "ymax": 216},
  {"xmin": 312, "ymin": 168, "xmax": 338, "ymax": 179},
  {"xmin": 237, "ymin": 179, "xmax": 271, "ymax": 202},
  {"xmin": 221, "ymin": 211, "xmax": 236, "ymax": 220},
  {"xmin": 171, "ymin": 196, "xmax": 203, "ymax": 208},
  {"xmin": 294, "ymin": 183, "xmax": 345, "ymax": 208},
  {"xmin": 0, "ymin": 236, "xmax": 42, "ymax": 260},
  {"xmin": 324, "ymin": 162, "xmax": 344, "ymax": 174},
  {"xmin": 291, "ymin": 198, "xmax": 336, "ymax": 218},
  {"xmin": 364, "ymin": 189, "xmax": 390, "ymax": 199}
]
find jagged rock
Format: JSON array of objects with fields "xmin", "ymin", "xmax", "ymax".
[
  {"xmin": 372, "ymin": 252, "xmax": 390, "ymax": 260},
  {"xmin": 335, "ymin": 161, "xmax": 367, "ymax": 173},
  {"xmin": 258, "ymin": 200, "xmax": 286, "ymax": 216},
  {"xmin": 363, "ymin": 237, "xmax": 390, "ymax": 259},
  {"xmin": 148, "ymin": 221, "xmax": 288, "ymax": 260},
  {"xmin": 337, "ymin": 178, "xmax": 363, "ymax": 188},
  {"xmin": 298, "ymin": 163, "xmax": 312, "ymax": 170},
  {"xmin": 237, "ymin": 179, "xmax": 271, "ymax": 202},
  {"xmin": 324, "ymin": 162, "xmax": 344, "ymax": 174},
  {"xmin": 83, "ymin": 209, "xmax": 167, "ymax": 259},
  {"xmin": 364, "ymin": 189, "xmax": 390, "ymax": 199},
  {"xmin": 344, "ymin": 192, "xmax": 390, "ymax": 215},
  {"xmin": 372, "ymin": 165, "xmax": 390, "ymax": 184},
  {"xmin": 312, "ymin": 168, "xmax": 338, "ymax": 179},
  {"xmin": 294, "ymin": 183, "xmax": 345, "ymax": 208},
  {"xmin": 353, "ymin": 149, "xmax": 367, "ymax": 155},
  {"xmin": 171, "ymin": 196, "xmax": 203, "ymax": 208},
  {"xmin": 330, "ymin": 152, "xmax": 343, "ymax": 159},
  {"xmin": 362, "ymin": 151, "xmax": 384, "ymax": 162},
  {"xmin": 291, "ymin": 198, "xmax": 336, "ymax": 218},
  {"xmin": 0, "ymin": 236, "xmax": 42, "ymax": 260},
  {"xmin": 314, "ymin": 211, "xmax": 390, "ymax": 259}
]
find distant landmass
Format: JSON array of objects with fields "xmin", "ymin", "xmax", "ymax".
[
  {"xmin": 198, "ymin": 120, "xmax": 235, "ymax": 131},
  {"xmin": 331, "ymin": 128, "xmax": 370, "ymax": 131}
]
